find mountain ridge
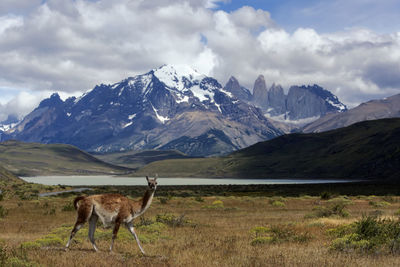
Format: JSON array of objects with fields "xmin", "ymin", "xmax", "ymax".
[
  {"xmin": 303, "ymin": 93, "xmax": 400, "ymax": 133},
  {"xmin": 3, "ymin": 65, "xmax": 283, "ymax": 156}
]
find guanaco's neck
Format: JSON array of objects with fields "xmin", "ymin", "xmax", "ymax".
[{"xmin": 140, "ymin": 189, "xmax": 155, "ymax": 212}]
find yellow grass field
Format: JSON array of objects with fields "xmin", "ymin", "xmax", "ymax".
[{"xmin": 1, "ymin": 184, "xmax": 400, "ymax": 266}]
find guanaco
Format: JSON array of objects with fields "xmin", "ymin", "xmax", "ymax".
[{"xmin": 65, "ymin": 175, "xmax": 158, "ymax": 254}]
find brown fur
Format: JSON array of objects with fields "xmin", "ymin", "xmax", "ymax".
[
  {"xmin": 66, "ymin": 176, "xmax": 158, "ymax": 254},
  {"xmin": 73, "ymin": 196, "xmax": 85, "ymax": 210}
]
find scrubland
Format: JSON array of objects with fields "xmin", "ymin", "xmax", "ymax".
[{"xmin": 0, "ymin": 182, "xmax": 400, "ymax": 266}]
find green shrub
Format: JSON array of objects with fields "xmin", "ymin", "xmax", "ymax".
[
  {"xmin": 155, "ymin": 213, "xmax": 191, "ymax": 227},
  {"xmin": 203, "ymin": 200, "xmax": 224, "ymax": 209},
  {"xmin": 305, "ymin": 202, "xmax": 349, "ymax": 219},
  {"xmin": 369, "ymin": 201, "xmax": 391, "ymax": 208},
  {"xmin": 395, "ymin": 209, "xmax": 400, "ymax": 216},
  {"xmin": 250, "ymin": 225, "xmax": 312, "ymax": 246},
  {"xmin": 329, "ymin": 216, "xmax": 400, "ymax": 254},
  {"xmin": 61, "ymin": 202, "xmax": 74, "ymax": 212},
  {"xmin": 5, "ymin": 257, "xmax": 40, "ymax": 267},
  {"xmin": 158, "ymin": 197, "xmax": 169, "ymax": 204},
  {"xmin": 250, "ymin": 226, "xmax": 270, "ymax": 237},
  {"xmin": 271, "ymin": 200, "xmax": 285, "ymax": 207},
  {"xmin": 320, "ymin": 191, "xmax": 332, "ymax": 200},
  {"xmin": 137, "ymin": 216, "xmax": 154, "ymax": 227},
  {"xmin": 194, "ymin": 196, "xmax": 204, "ymax": 202},
  {"xmin": 250, "ymin": 237, "xmax": 273, "ymax": 246},
  {"xmin": 0, "ymin": 205, "xmax": 7, "ymax": 218},
  {"xmin": 211, "ymin": 200, "xmax": 224, "ymax": 207}
]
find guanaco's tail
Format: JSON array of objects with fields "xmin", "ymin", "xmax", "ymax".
[{"xmin": 73, "ymin": 196, "xmax": 86, "ymax": 210}]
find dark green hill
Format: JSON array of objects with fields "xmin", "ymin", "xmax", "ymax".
[
  {"xmin": 0, "ymin": 140, "xmax": 133, "ymax": 176},
  {"xmin": 136, "ymin": 118, "xmax": 400, "ymax": 181},
  {"xmin": 94, "ymin": 149, "xmax": 192, "ymax": 169}
]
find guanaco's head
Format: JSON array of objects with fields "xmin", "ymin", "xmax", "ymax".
[{"xmin": 146, "ymin": 175, "xmax": 158, "ymax": 190}]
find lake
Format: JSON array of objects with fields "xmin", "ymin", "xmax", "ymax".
[{"xmin": 21, "ymin": 176, "xmax": 357, "ymax": 186}]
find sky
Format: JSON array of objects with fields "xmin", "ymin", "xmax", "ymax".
[{"xmin": 1, "ymin": 0, "xmax": 400, "ymax": 121}]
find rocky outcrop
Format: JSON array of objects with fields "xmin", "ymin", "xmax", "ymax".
[
  {"xmin": 224, "ymin": 76, "xmax": 252, "ymax": 102},
  {"xmin": 252, "ymin": 75, "xmax": 269, "ymax": 109}
]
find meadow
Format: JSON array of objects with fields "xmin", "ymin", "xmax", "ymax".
[{"xmin": 1, "ymin": 181, "xmax": 400, "ymax": 266}]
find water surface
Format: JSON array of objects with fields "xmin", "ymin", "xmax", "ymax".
[{"xmin": 22, "ymin": 176, "xmax": 356, "ymax": 186}]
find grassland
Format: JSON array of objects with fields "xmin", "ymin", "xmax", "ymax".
[
  {"xmin": 1, "ymin": 182, "xmax": 400, "ymax": 266},
  {"xmin": 0, "ymin": 140, "xmax": 132, "ymax": 176}
]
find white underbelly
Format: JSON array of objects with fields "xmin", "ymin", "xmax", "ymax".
[{"xmin": 94, "ymin": 206, "xmax": 118, "ymax": 228}]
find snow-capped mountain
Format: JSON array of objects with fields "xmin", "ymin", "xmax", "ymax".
[{"xmin": 3, "ymin": 65, "xmax": 283, "ymax": 156}]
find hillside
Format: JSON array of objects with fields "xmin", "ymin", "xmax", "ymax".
[
  {"xmin": 136, "ymin": 118, "xmax": 400, "ymax": 181},
  {"xmin": 0, "ymin": 165, "xmax": 21, "ymax": 182},
  {"xmin": 93, "ymin": 149, "xmax": 191, "ymax": 169},
  {"xmin": 303, "ymin": 93, "xmax": 400, "ymax": 133},
  {"xmin": 0, "ymin": 140, "xmax": 133, "ymax": 176}
]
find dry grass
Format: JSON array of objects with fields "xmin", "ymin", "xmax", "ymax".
[{"xmin": 1, "ymin": 188, "xmax": 400, "ymax": 266}]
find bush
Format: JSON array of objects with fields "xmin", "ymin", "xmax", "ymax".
[
  {"xmin": 0, "ymin": 206, "xmax": 7, "ymax": 218},
  {"xmin": 156, "ymin": 213, "xmax": 192, "ymax": 227},
  {"xmin": 369, "ymin": 201, "xmax": 391, "ymax": 208},
  {"xmin": 194, "ymin": 196, "xmax": 204, "ymax": 202},
  {"xmin": 250, "ymin": 225, "xmax": 312, "ymax": 246},
  {"xmin": 251, "ymin": 237, "xmax": 273, "ymax": 246},
  {"xmin": 320, "ymin": 191, "xmax": 332, "ymax": 200},
  {"xmin": 61, "ymin": 202, "xmax": 74, "ymax": 212},
  {"xmin": 305, "ymin": 202, "xmax": 349, "ymax": 218},
  {"xmin": 203, "ymin": 200, "xmax": 224, "ymax": 209},
  {"xmin": 211, "ymin": 200, "xmax": 224, "ymax": 208},
  {"xmin": 395, "ymin": 209, "xmax": 400, "ymax": 216},
  {"xmin": 158, "ymin": 197, "xmax": 168, "ymax": 204},
  {"xmin": 250, "ymin": 226, "xmax": 270, "ymax": 237},
  {"xmin": 271, "ymin": 200, "xmax": 285, "ymax": 207},
  {"xmin": 329, "ymin": 216, "xmax": 400, "ymax": 254}
]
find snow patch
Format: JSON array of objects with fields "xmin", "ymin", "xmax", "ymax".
[
  {"xmin": 0, "ymin": 122, "xmax": 18, "ymax": 132},
  {"xmin": 150, "ymin": 103, "xmax": 169, "ymax": 124},
  {"xmin": 123, "ymin": 121, "xmax": 133, "ymax": 128},
  {"xmin": 176, "ymin": 95, "xmax": 189, "ymax": 103},
  {"xmin": 265, "ymin": 112, "xmax": 320, "ymax": 126},
  {"xmin": 326, "ymin": 98, "xmax": 346, "ymax": 111},
  {"xmin": 128, "ymin": 113, "xmax": 136, "ymax": 120},
  {"xmin": 191, "ymin": 85, "xmax": 213, "ymax": 102}
]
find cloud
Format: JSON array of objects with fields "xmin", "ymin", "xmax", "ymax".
[{"xmin": 0, "ymin": 0, "xmax": 400, "ymax": 123}]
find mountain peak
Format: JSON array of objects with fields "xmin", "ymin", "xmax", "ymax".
[
  {"xmin": 154, "ymin": 64, "xmax": 202, "ymax": 78},
  {"xmin": 228, "ymin": 76, "xmax": 239, "ymax": 83},
  {"xmin": 153, "ymin": 64, "xmax": 205, "ymax": 91},
  {"xmin": 38, "ymin": 93, "xmax": 63, "ymax": 108},
  {"xmin": 256, "ymin": 75, "xmax": 265, "ymax": 81}
]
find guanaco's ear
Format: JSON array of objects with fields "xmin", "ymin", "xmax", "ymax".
[
  {"xmin": 146, "ymin": 176, "xmax": 149, "ymax": 182},
  {"xmin": 154, "ymin": 173, "xmax": 158, "ymax": 181}
]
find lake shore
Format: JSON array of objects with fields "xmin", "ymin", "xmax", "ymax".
[{"xmin": 35, "ymin": 181, "xmax": 399, "ymax": 198}]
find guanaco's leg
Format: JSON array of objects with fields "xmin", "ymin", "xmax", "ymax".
[
  {"xmin": 126, "ymin": 222, "xmax": 145, "ymax": 255},
  {"xmin": 110, "ymin": 220, "xmax": 121, "ymax": 252},
  {"xmin": 88, "ymin": 214, "xmax": 99, "ymax": 252},
  {"xmin": 66, "ymin": 203, "xmax": 92, "ymax": 249}
]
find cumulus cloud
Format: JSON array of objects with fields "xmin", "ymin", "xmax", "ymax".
[{"xmin": 0, "ymin": 0, "xmax": 400, "ymax": 122}]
